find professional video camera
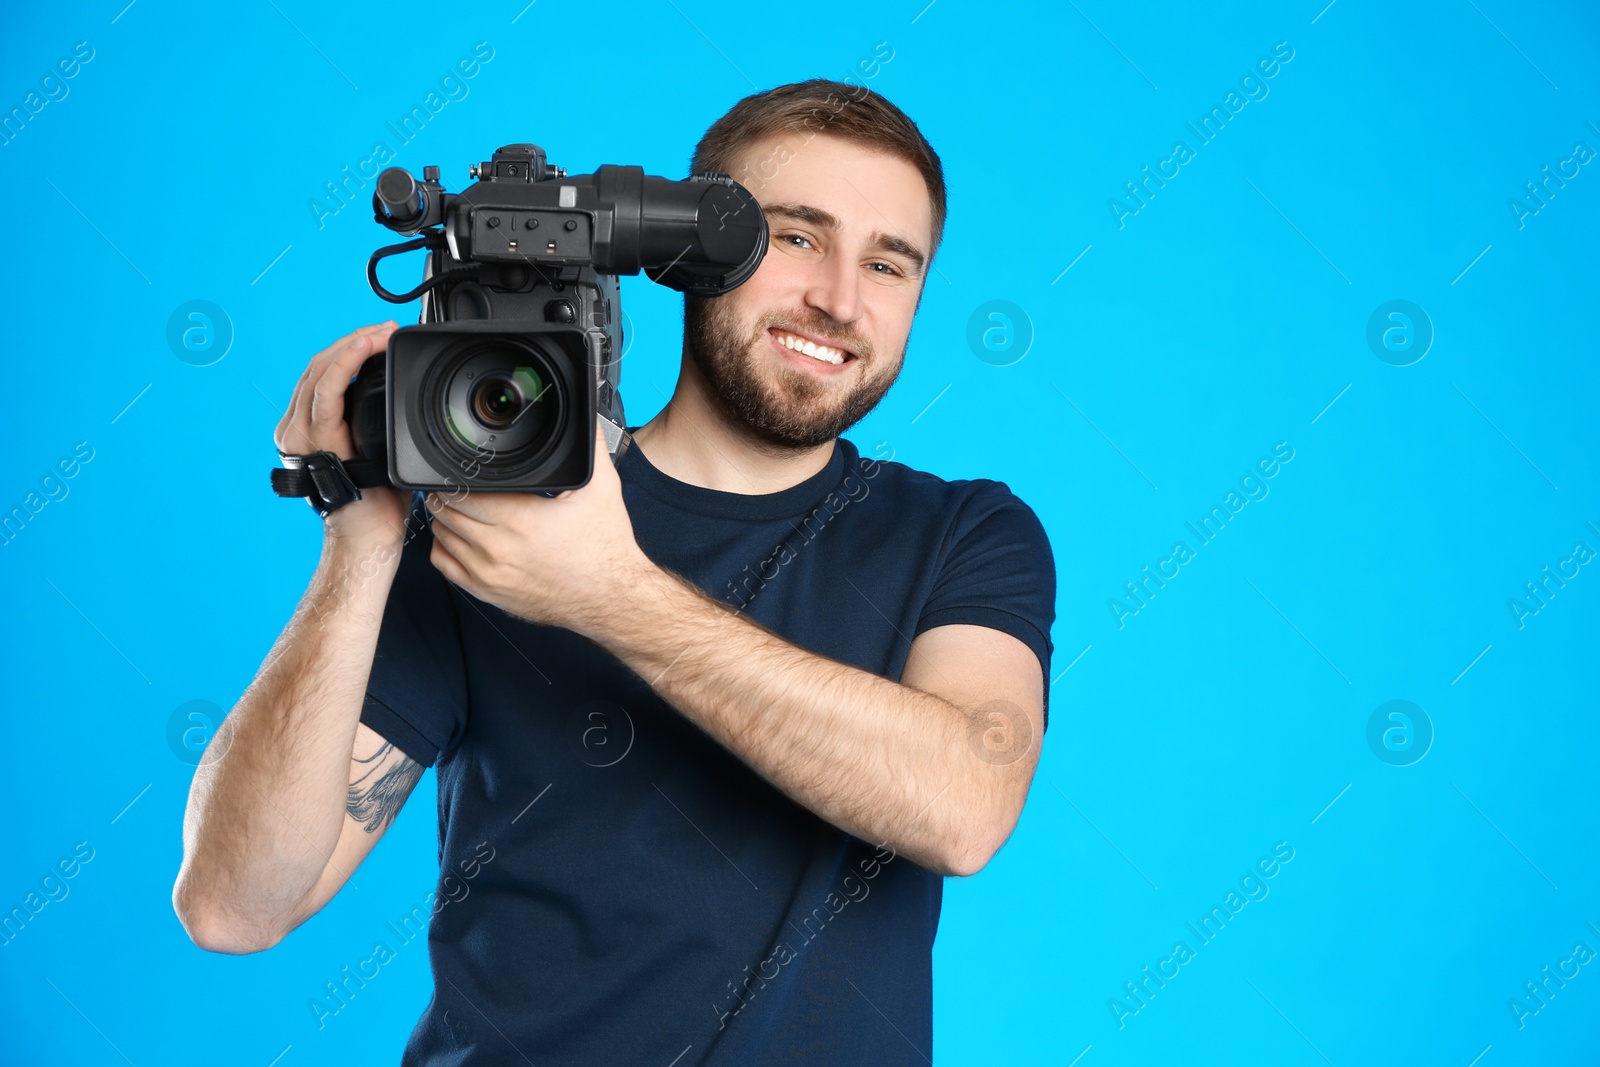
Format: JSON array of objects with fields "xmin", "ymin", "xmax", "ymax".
[{"xmin": 271, "ymin": 142, "xmax": 767, "ymax": 515}]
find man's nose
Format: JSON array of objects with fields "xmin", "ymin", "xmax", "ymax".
[{"xmin": 804, "ymin": 250, "xmax": 863, "ymax": 327}]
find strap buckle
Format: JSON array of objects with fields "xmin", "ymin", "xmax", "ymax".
[{"xmin": 271, "ymin": 451, "xmax": 363, "ymax": 518}]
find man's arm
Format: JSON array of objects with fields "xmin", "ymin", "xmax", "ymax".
[
  {"xmin": 174, "ymin": 323, "xmax": 422, "ymax": 952},
  {"xmin": 423, "ymin": 424, "xmax": 1048, "ymax": 878},
  {"xmin": 592, "ymin": 568, "xmax": 1043, "ymax": 877}
]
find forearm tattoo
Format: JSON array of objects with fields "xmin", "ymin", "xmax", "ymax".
[{"xmin": 348, "ymin": 742, "xmax": 424, "ymax": 834}]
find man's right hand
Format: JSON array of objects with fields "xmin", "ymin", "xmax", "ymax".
[{"xmin": 274, "ymin": 321, "xmax": 407, "ymax": 549}]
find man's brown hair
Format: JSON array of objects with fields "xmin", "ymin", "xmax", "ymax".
[{"xmin": 690, "ymin": 78, "xmax": 947, "ymax": 269}]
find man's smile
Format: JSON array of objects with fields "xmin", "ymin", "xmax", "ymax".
[{"xmin": 766, "ymin": 326, "xmax": 858, "ymax": 372}]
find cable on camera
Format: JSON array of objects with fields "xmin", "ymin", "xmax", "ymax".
[{"xmin": 367, "ymin": 233, "xmax": 480, "ymax": 304}]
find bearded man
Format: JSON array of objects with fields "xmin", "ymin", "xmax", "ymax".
[{"xmin": 175, "ymin": 78, "xmax": 1057, "ymax": 1066}]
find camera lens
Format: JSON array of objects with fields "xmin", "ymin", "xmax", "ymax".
[
  {"xmin": 472, "ymin": 376, "xmax": 524, "ymax": 427},
  {"xmin": 450, "ymin": 362, "xmax": 550, "ymax": 445},
  {"xmin": 429, "ymin": 340, "xmax": 564, "ymax": 474}
]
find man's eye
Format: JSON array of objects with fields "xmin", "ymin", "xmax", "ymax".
[
  {"xmin": 868, "ymin": 262, "xmax": 901, "ymax": 276},
  {"xmin": 779, "ymin": 234, "xmax": 812, "ymax": 250}
]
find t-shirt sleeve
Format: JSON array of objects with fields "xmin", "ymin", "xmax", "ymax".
[
  {"xmin": 913, "ymin": 481, "xmax": 1058, "ymax": 730},
  {"xmin": 359, "ymin": 493, "xmax": 470, "ymax": 768}
]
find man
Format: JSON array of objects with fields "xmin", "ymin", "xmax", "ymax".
[{"xmin": 174, "ymin": 79, "xmax": 1056, "ymax": 1064}]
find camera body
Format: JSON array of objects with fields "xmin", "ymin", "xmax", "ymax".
[{"xmin": 349, "ymin": 142, "xmax": 766, "ymax": 493}]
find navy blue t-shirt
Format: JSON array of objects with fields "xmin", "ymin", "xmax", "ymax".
[{"xmin": 359, "ymin": 428, "xmax": 1057, "ymax": 1066}]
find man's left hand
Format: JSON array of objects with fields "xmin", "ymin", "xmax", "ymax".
[{"xmin": 424, "ymin": 423, "xmax": 656, "ymax": 638}]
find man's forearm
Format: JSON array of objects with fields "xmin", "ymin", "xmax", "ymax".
[
  {"xmin": 174, "ymin": 536, "xmax": 400, "ymax": 948},
  {"xmin": 589, "ymin": 563, "xmax": 1009, "ymax": 876}
]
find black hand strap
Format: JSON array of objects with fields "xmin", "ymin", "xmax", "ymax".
[{"xmin": 271, "ymin": 451, "xmax": 390, "ymax": 518}]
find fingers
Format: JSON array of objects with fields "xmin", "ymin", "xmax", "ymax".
[
  {"xmin": 429, "ymin": 506, "xmax": 465, "ymax": 548},
  {"xmin": 427, "ymin": 510, "xmax": 483, "ymax": 591},
  {"xmin": 429, "ymin": 534, "xmax": 467, "ymax": 589},
  {"xmin": 426, "ymin": 490, "xmax": 492, "ymax": 530},
  {"xmin": 278, "ymin": 321, "xmax": 398, "ymax": 458},
  {"xmin": 282, "ymin": 323, "xmax": 387, "ymax": 444},
  {"xmin": 279, "ymin": 324, "xmax": 375, "ymax": 451},
  {"xmin": 309, "ymin": 323, "xmax": 397, "ymax": 445}
]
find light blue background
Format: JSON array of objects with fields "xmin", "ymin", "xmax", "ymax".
[{"xmin": 3, "ymin": 1, "xmax": 1596, "ymax": 1064}]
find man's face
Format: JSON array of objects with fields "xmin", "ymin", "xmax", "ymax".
[{"xmin": 684, "ymin": 131, "xmax": 933, "ymax": 450}]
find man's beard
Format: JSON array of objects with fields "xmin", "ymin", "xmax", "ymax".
[{"xmin": 683, "ymin": 294, "xmax": 903, "ymax": 451}]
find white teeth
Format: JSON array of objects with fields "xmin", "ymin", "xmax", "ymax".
[{"xmin": 775, "ymin": 330, "xmax": 845, "ymax": 365}]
